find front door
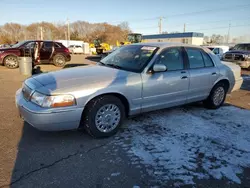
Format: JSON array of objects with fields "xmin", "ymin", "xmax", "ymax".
[
  {"xmin": 40, "ymin": 42, "xmax": 53, "ymax": 62},
  {"xmin": 141, "ymin": 47, "xmax": 189, "ymax": 113},
  {"xmin": 184, "ymin": 47, "xmax": 219, "ymax": 103}
]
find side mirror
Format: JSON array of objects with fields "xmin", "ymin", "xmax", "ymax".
[{"xmin": 153, "ymin": 64, "xmax": 167, "ymax": 72}]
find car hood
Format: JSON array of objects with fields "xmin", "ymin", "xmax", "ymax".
[
  {"xmin": 226, "ymin": 50, "xmax": 250, "ymax": 55},
  {"xmin": 31, "ymin": 65, "xmax": 133, "ymax": 94}
]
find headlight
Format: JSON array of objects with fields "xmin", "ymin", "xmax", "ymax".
[
  {"xmin": 30, "ymin": 92, "xmax": 76, "ymax": 108},
  {"xmin": 0, "ymin": 51, "xmax": 4, "ymax": 54}
]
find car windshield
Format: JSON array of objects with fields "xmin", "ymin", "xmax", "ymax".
[
  {"xmin": 100, "ymin": 45, "xmax": 158, "ymax": 73},
  {"xmin": 232, "ymin": 44, "xmax": 250, "ymax": 51},
  {"xmin": 11, "ymin": 41, "xmax": 27, "ymax": 48}
]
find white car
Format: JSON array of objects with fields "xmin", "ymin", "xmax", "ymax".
[
  {"xmin": 205, "ymin": 46, "xmax": 229, "ymax": 59},
  {"xmin": 68, "ymin": 45, "xmax": 84, "ymax": 54}
]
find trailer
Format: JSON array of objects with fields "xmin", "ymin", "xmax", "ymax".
[{"xmin": 56, "ymin": 40, "xmax": 84, "ymax": 48}]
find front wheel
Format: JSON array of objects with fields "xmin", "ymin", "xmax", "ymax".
[
  {"xmin": 4, "ymin": 55, "xmax": 18, "ymax": 69},
  {"xmin": 53, "ymin": 54, "xmax": 66, "ymax": 67},
  {"xmin": 204, "ymin": 83, "xmax": 227, "ymax": 109},
  {"xmin": 82, "ymin": 96, "xmax": 125, "ymax": 138}
]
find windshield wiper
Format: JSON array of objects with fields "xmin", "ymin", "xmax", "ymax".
[
  {"xmin": 98, "ymin": 61, "xmax": 105, "ymax": 65},
  {"xmin": 106, "ymin": 63, "xmax": 123, "ymax": 69}
]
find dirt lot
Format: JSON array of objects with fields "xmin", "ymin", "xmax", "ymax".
[{"xmin": 0, "ymin": 55, "xmax": 250, "ymax": 188}]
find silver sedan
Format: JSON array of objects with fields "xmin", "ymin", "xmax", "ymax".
[{"xmin": 16, "ymin": 43, "xmax": 243, "ymax": 137}]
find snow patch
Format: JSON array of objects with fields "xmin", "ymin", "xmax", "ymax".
[{"xmin": 113, "ymin": 106, "xmax": 250, "ymax": 185}]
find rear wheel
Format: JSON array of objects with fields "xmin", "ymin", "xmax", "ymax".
[
  {"xmin": 53, "ymin": 54, "xmax": 66, "ymax": 67},
  {"xmin": 4, "ymin": 55, "xmax": 18, "ymax": 69},
  {"xmin": 204, "ymin": 82, "xmax": 227, "ymax": 109},
  {"xmin": 82, "ymin": 95, "xmax": 125, "ymax": 138}
]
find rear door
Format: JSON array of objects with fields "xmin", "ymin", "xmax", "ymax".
[
  {"xmin": 184, "ymin": 47, "xmax": 219, "ymax": 103},
  {"xmin": 40, "ymin": 42, "xmax": 53, "ymax": 61}
]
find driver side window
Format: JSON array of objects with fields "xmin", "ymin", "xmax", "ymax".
[{"xmin": 155, "ymin": 47, "xmax": 184, "ymax": 71}]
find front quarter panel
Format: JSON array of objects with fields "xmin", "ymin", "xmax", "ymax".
[{"xmin": 67, "ymin": 72, "xmax": 142, "ymax": 115}]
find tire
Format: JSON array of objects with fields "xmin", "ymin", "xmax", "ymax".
[
  {"xmin": 82, "ymin": 95, "xmax": 125, "ymax": 138},
  {"xmin": 53, "ymin": 54, "xmax": 66, "ymax": 67},
  {"xmin": 203, "ymin": 82, "xmax": 227, "ymax": 109},
  {"xmin": 4, "ymin": 55, "xmax": 18, "ymax": 69}
]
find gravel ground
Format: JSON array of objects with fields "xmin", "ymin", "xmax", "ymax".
[{"xmin": 0, "ymin": 55, "xmax": 250, "ymax": 188}]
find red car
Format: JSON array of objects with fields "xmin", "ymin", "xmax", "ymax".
[{"xmin": 0, "ymin": 40, "xmax": 71, "ymax": 69}]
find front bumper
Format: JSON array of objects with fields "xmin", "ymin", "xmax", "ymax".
[
  {"xmin": 15, "ymin": 89, "xmax": 83, "ymax": 131},
  {"xmin": 223, "ymin": 59, "xmax": 250, "ymax": 69}
]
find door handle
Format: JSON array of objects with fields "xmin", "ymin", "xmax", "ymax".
[
  {"xmin": 181, "ymin": 76, "xmax": 188, "ymax": 79},
  {"xmin": 212, "ymin": 72, "xmax": 217, "ymax": 75}
]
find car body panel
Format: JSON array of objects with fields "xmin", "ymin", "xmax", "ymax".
[
  {"xmin": 16, "ymin": 42, "xmax": 243, "ymax": 131},
  {"xmin": 141, "ymin": 70, "xmax": 189, "ymax": 112}
]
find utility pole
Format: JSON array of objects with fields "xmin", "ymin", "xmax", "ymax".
[
  {"xmin": 65, "ymin": 31, "xmax": 67, "ymax": 40},
  {"xmin": 158, "ymin": 17, "xmax": 162, "ymax": 34},
  {"xmin": 40, "ymin": 26, "xmax": 43, "ymax": 40},
  {"xmin": 227, "ymin": 23, "xmax": 231, "ymax": 44},
  {"xmin": 66, "ymin": 18, "xmax": 70, "ymax": 46},
  {"xmin": 183, "ymin": 23, "xmax": 186, "ymax": 32}
]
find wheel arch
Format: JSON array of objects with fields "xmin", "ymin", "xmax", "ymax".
[
  {"xmin": 83, "ymin": 92, "xmax": 130, "ymax": 117},
  {"xmin": 212, "ymin": 78, "xmax": 230, "ymax": 93},
  {"xmin": 3, "ymin": 54, "xmax": 18, "ymax": 65}
]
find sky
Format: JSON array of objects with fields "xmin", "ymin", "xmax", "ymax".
[{"xmin": 0, "ymin": 0, "xmax": 250, "ymax": 38}]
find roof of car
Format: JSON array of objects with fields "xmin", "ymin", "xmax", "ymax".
[
  {"xmin": 21, "ymin": 40, "xmax": 60, "ymax": 43},
  {"xmin": 130, "ymin": 42, "xmax": 202, "ymax": 49}
]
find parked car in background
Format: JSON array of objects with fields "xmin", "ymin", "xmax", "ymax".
[
  {"xmin": 222, "ymin": 43, "xmax": 250, "ymax": 70},
  {"xmin": 0, "ymin": 44, "xmax": 12, "ymax": 48},
  {"xmin": 205, "ymin": 45, "xmax": 229, "ymax": 59},
  {"xmin": 68, "ymin": 45, "xmax": 84, "ymax": 54},
  {"xmin": 0, "ymin": 40, "xmax": 71, "ymax": 69},
  {"xmin": 16, "ymin": 43, "xmax": 243, "ymax": 138}
]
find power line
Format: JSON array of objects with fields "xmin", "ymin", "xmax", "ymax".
[
  {"xmin": 170, "ymin": 17, "xmax": 250, "ymax": 28},
  {"xmin": 132, "ymin": 17, "xmax": 250, "ymax": 30},
  {"xmin": 109, "ymin": 4, "xmax": 250, "ymax": 24},
  {"xmin": 186, "ymin": 23, "xmax": 250, "ymax": 31}
]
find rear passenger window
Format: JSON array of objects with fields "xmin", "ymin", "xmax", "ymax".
[
  {"xmin": 55, "ymin": 43, "xmax": 61, "ymax": 48},
  {"xmin": 186, "ymin": 48, "xmax": 204, "ymax": 69},
  {"xmin": 43, "ymin": 42, "xmax": 53, "ymax": 48},
  {"xmin": 201, "ymin": 51, "xmax": 214, "ymax": 67}
]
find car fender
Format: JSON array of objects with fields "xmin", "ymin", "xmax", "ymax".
[
  {"xmin": 2, "ymin": 54, "xmax": 19, "ymax": 64},
  {"xmin": 82, "ymin": 88, "xmax": 139, "ymax": 116},
  {"xmin": 212, "ymin": 76, "xmax": 231, "ymax": 91}
]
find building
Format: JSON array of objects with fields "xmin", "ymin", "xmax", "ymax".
[{"xmin": 142, "ymin": 32, "xmax": 204, "ymax": 45}]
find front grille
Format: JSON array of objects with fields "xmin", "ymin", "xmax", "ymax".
[
  {"xmin": 224, "ymin": 53, "xmax": 244, "ymax": 61},
  {"xmin": 224, "ymin": 54, "xmax": 233, "ymax": 59},
  {"xmin": 22, "ymin": 84, "xmax": 33, "ymax": 101},
  {"xmin": 234, "ymin": 54, "xmax": 243, "ymax": 60}
]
